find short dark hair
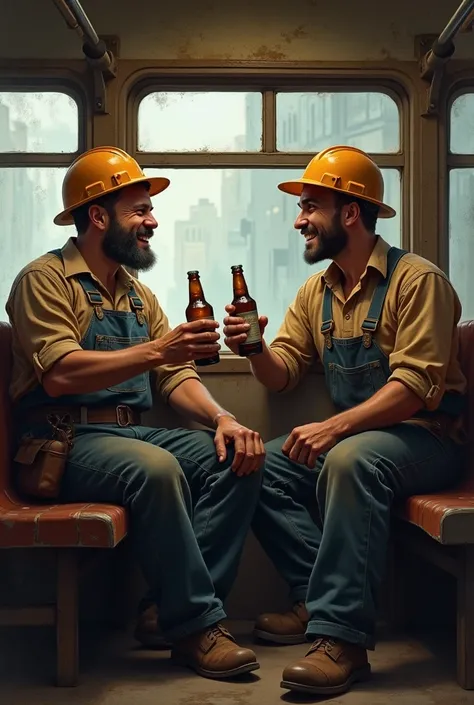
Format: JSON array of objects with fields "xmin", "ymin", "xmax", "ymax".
[
  {"xmin": 335, "ymin": 192, "xmax": 379, "ymax": 232},
  {"xmin": 71, "ymin": 190, "xmax": 122, "ymax": 235}
]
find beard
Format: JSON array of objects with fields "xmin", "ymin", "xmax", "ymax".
[
  {"xmin": 303, "ymin": 210, "xmax": 348, "ymax": 265},
  {"xmin": 101, "ymin": 216, "xmax": 156, "ymax": 271}
]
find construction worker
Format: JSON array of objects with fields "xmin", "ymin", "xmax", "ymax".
[
  {"xmin": 223, "ymin": 145, "xmax": 467, "ymax": 696},
  {"xmin": 7, "ymin": 147, "xmax": 264, "ymax": 681}
]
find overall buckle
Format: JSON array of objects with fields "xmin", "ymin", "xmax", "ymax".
[
  {"xmin": 361, "ymin": 317, "xmax": 378, "ymax": 349},
  {"xmin": 116, "ymin": 405, "xmax": 132, "ymax": 427},
  {"xmin": 320, "ymin": 319, "xmax": 334, "ymax": 350}
]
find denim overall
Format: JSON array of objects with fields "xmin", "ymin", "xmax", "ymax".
[
  {"xmin": 320, "ymin": 246, "xmax": 463, "ymax": 416},
  {"xmin": 16, "ymin": 249, "xmax": 261, "ymax": 641},
  {"xmin": 253, "ymin": 246, "xmax": 463, "ymax": 648},
  {"xmin": 17, "ymin": 250, "xmax": 153, "ymax": 414}
]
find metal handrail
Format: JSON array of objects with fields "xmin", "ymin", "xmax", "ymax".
[
  {"xmin": 438, "ymin": 0, "xmax": 474, "ymax": 48},
  {"xmin": 51, "ymin": 0, "xmax": 116, "ymax": 113},
  {"xmin": 422, "ymin": 0, "xmax": 474, "ymax": 80}
]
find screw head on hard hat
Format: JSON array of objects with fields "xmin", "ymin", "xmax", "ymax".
[
  {"xmin": 54, "ymin": 146, "xmax": 170, "ymax": 226},
  {"xmin": 278, "ymin": 145, "xmax": 396, "ymax": 219}
]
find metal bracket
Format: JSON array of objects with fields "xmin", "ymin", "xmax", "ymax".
[
  {"xmin": 88, "ymin": 36, "xmax": 119, "ymax": 115},
  {"xmin": 416, "ymin": 34, "xmax": 450, "ymax": 117},
  {"xmin": 50, "ymin": 1, "xmax": 119, "ymax": 115},
  {"xmin": 415, "ymin": 34, "xmax": 438, "ymax": 61},
  {"xmin": 417, "ymin": 1, "xmax": 474, "ymax": 117}
]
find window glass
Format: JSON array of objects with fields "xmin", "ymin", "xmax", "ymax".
[
  {"xmin": 0, "ymin": 92, "xmax": 78, "ymax": 152},
  {"xmin": 276, "ymin": 92, "xmax": 399, "ymax": 153},
  {"xmin": 138, "ymin": 92, "xmax": 262, "ymax": 152}
]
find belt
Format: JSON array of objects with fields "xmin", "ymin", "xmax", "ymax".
[{"xmin": 21, "ymin": 405, "xmax": 142, "ymax": 427}]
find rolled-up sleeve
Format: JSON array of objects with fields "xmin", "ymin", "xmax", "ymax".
[
  {"xmin": 269, "ymin": 283, "xmax": 316, "ymax": 391},
  {"xmin": 148, "ymin": 295, "xmax": 201, "ymax": 401},
  {"xmin": 9, "ymin": 270, "xmax": 83, "ymax": 381},
  {"xmin": 388, "ymin": 271, "xmax": 461, "ymax": 410}
]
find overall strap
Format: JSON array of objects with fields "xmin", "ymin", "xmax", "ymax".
[
  {"xmin": 49, "ymin": 248, "xmax": 105, "ymax": 320},
  {"xmin": 361, "ymin": 246, "xmax": 407, "ymax": 348},
  {"xmin": 47, "ymin": 248, "xmax": 64, "ymax": 261},
  {"xmin": 76, "ymin": 274, "xmax": 104, "ymax": 320},
  {"xmin": 320, "ymin": 285, "xmax": 335, "ymax": 350},
  {"xmin": 127, "ymin": 285, "xmax": 146, "ymax": 326}
]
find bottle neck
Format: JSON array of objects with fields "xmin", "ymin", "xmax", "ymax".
[
  {"xmin": 188, "ymin": 278, "xmax": 205, "ymax": 302},
  {"xmin": 232, "ymin": 272, "xmax": 249, "ymax": 297}
]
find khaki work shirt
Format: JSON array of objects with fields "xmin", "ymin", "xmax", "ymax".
[
  {"xmin": 6, "ymin": 237, "xmax": 201, "ymax": 405},
  {"xmin": 270, "ymin": 236, "xmax": 467, "ymax": 431}
]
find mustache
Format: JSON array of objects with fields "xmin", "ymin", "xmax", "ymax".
[
  {"xmin": 136, "ymin": 226, "xmax": 154, "ymax": 238},
  {"xmin": 300, "ymin": 225, "xmax": 318, "ymax": 236}
]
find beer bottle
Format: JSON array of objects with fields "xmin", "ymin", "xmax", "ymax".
[
  {"xmin": 185, "ymin": 270, "xmax": 220, "ymax": 366},
  {"xmin": 230, "ymin": 264, "xmax": 263, "ymax": 357}
]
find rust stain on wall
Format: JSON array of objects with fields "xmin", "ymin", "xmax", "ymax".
[
  {"xmin": 177, "ymin": 40, "xmax": 193, "ymax": 59},
  {"xmin": 281, "ymin": 25, "xmax": 308, "ymax": 44},
  {"xmin": 249, "ymin": 44, "xmax": 287, "ymax": 60},
  {"xmin": 176, "ymin": 38, "xmax": 235, "ymax": 60}
]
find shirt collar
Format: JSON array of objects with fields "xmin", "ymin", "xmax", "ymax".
[
  {"xmin": 60, "ymin": 237, "xmax": 134, "ymax": 288},
  {"xmin": 323, "ymin": 235, "xmax": 390, "ymax": 288}
]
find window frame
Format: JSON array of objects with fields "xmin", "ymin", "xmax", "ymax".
[{"xmin": 128, "ymin": 76, "xmax": 406, "ymax": 167}]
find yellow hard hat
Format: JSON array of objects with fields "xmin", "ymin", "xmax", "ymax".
[
  {"xmin": 278, "ymin": 145, "xmax": 396, "ymax": 218},
  {"xmin": 54, "ymin": 146, "xmax": 170, "ymax": 226}
]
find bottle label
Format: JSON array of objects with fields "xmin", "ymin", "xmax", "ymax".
[{"xmin": 239, "ymin": 310, "xmax": 262, "ymax": 344}]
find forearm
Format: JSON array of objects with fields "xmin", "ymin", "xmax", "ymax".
[
  {"xmin": 249, "ymin": 341, "xmax": 289, "ymax": 392},
  {"xmin": 43, "ymin": 342, "xmax": 160, "ymax": 397},
  {"xmin": 330, "ymin": 380, "xmax": 424, "ymax": 437},
  {"xmin": 168, "ymin": 378, "xmax": 232, "ymax": 428}
]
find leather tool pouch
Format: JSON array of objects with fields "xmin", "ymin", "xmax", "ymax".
[{"xmin": 14, "ymin": 415, "xmax": 74, "ymax": 500}]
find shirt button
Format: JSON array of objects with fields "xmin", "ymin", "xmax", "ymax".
[{"xmin": 345, "ymin": 314, "xmax": 351, "ymax": 320}]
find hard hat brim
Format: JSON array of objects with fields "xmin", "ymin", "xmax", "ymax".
[
  {"xmin": 277, "ymin": 178, "xmax": 396, "ymax": 219},
  {"xmin": 53, "ymin": 176, "xmax": 171, "ymax": 226}
]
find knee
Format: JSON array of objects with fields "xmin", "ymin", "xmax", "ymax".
[
  {"xmin": 131, "ymin": 446, "xmax": 185, "ymax": 494},
  {"xmin": 321, "ymin": 437, "xmax": 374, "ymax": 488}
]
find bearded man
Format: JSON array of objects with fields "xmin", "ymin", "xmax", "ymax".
[{"xmin": 7, "ymin": 146, "xmax": 265, "ymax": 682}]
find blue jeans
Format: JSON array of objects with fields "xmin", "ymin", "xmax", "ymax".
[
  {"xmin": 58, "ymin": 424, "xmax": 262, "ymax": 641},
  {"xmin": 252, "ymin": 422, "xmax": 463, "ymax": 649}
]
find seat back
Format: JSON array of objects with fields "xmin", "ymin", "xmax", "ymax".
[
  {"xmin": 456, "ymin": 320, "xmax": 474, "ymax": 488},
  {"xmin": 0, "ymin": 322, "xmax": 13, "ymax": 497}
]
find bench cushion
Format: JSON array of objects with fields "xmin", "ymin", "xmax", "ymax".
[
  {"xmin": 396, "ymin": 320, "xmax": 474, "ymax": 544},
  {"xmin": 395, "ymin": 491, "xmax": 474, "ymax": 544},
  {"xmin": 0, "ymin": 496, "xmax": 127, "ymax": 548}
]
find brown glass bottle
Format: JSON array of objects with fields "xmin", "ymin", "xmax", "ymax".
[
  {"xmin": 185, "ymin": 270, "xmax": 220, "ymax": 366},
  {"xmin": 231, "ymin": 264, "xmax": 263, "ymax": 357}
]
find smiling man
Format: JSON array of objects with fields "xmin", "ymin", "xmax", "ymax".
[
  {"xmin": 6, "ymin": 146, "xmax": 265, "ymax": 682},
  {"xmin": 223, "ymin": 145, "xmax": 467, "ymax": 696}
]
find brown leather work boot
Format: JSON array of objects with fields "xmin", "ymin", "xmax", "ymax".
[
  {"xmin": 253, "ymin": 601, "xmax": 309, "ymax": 644},
  {"xmin": 281, "ymin": 636, "xmax": 371, "ymax": 695},
  {"xmin": 171, "ymin": 623, "xmax": 260, "ymax": 679},
  {"xmin": 134, "ymin": 604, "xmax": 171, "ymax": 650}
]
